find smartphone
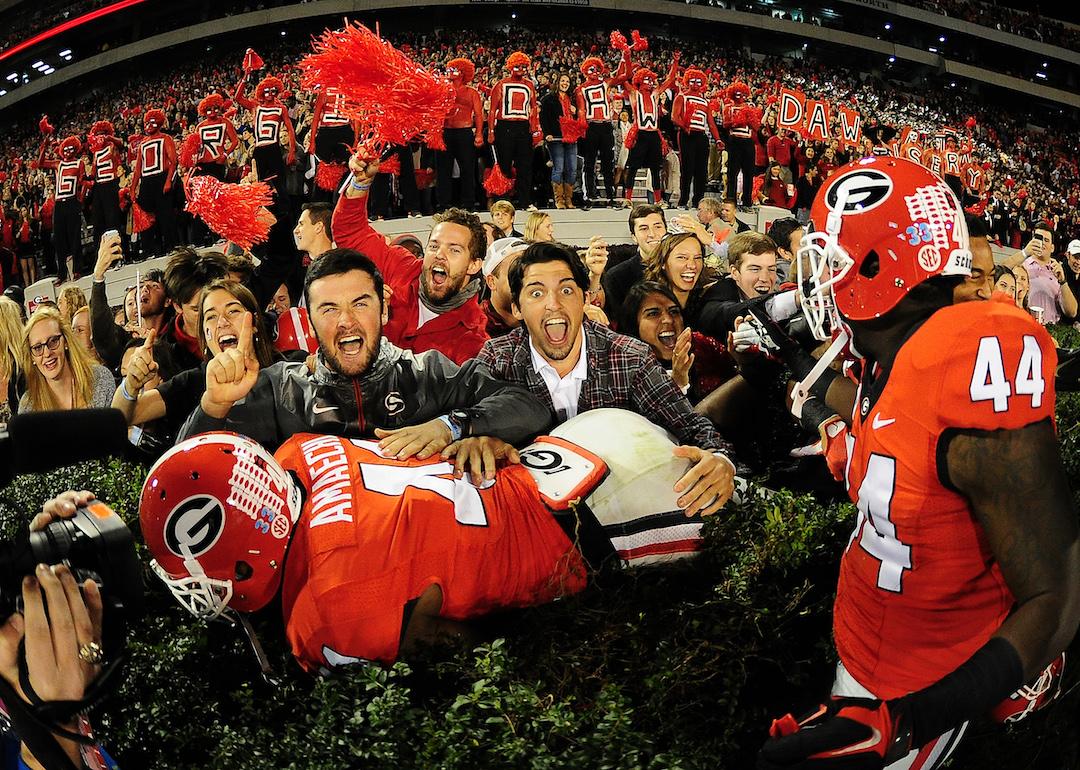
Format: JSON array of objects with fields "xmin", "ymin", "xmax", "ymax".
[{"xmin": 103, "ymin": 229, "xmax": 120, "ymax": 241}]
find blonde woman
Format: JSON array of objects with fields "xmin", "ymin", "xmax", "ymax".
[
  {"xmin": 56, "ymin": 284, "xmax": 88, "ymax": 325},
  {"xmin": 523, "ymin": 211, "xmax": 555, "ymax": 243},
  {"xmin": 19, "ymin": 307, "xmax": 115, "ymax": 413},
  {"xmin": 0, "ymin": 297, "xmax": 25, "ymax": 428}
]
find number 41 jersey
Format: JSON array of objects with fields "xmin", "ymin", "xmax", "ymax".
[
  {"xmin": 835, "ymin": 300, "xmax": 1056, "ymax": 700},
  {"xmin": 274, "ymin": 434, "xmax": 587, "ymax": 671}
]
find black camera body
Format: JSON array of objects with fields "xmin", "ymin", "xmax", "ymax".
[{"xmin": 0, "ymin": 501, "xmax": 142, "ymax": 625}]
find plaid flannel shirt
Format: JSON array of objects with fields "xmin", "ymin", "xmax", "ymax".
[{"xmin": 476, "ymin": 320, "xmax": 735, "ymax": 458}]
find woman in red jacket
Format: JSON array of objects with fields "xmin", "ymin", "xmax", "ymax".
[{"xmin": 757, "ymin": 162, "xmax": 795, "ymax": 210}]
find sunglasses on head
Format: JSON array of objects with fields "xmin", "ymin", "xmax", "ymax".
[{"xmin": 29, "ymin": 333, "xmax": 63, "ymax": 357}]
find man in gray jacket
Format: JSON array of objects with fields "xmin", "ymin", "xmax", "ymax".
[{"xmin": 179, "ymin": 249, "xmax": 551, "ymax": 478}]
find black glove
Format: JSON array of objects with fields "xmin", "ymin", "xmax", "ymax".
[{"xmin": 758, "ymin": 696, "xmax": 913, "ymax": 770}]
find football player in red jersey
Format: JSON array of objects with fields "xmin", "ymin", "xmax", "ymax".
[
  {"xmin": 757, "ymin": 157, "xmax": 1079, "ymax": 769},
  {"xmin": 139, "ymin": 409, "xmax": 717, "ymax": 672}
]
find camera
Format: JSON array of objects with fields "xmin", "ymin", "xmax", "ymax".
[{"xmin": 0, "ymin": 501, "xmax": 142, "ymax": 625}]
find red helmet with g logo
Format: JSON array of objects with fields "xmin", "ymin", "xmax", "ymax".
[
  {"xmin": 274, "ymin": 307, "xmax": 318, "ymax": 354},
  {"xmin": 797, "ymin": 156, "xmax": 972, "ymax": 339},
  {"xmin": 140, "ymin": 432, "xmax": 302, "ymax": 619}
]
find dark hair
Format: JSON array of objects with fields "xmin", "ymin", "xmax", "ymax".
[
  {"xmin": 225, "ymin": 253, "xmax": 255, "ymax": 284},
  {"xmin": 301, "ymin": 202, "xmax": 334, "ymax": 243},
  {"xmin": 721, "ymin": 197, "xmax": 737, "ymax": 207},
  {"xmin": 964, "ymin": 213, "xmax": 989, "ymax": 240},
  {"xmin": 1033, "ymin": 220, "xmax": 1054, "ymax": 238},
  {"xmin": 768, "ymin": 218, "xmax": 803, "ymax": 256},
  {"xmin": 620, "ymin": 281, "xmax": 681, "ymax": 339},
  {"xmin": 508, "ymin": 242, "xmax": 591, "ymax": 307},
  {"xmin": 645, "ymin": 232, "xmax": 709, "ymax": 286},
  {"xmin": 432, "ymin": 207, "xmax": 487, "ymax": 265},
  {"xmin": 728, "ymin": 231, "xmax": 778, "ymax": 270},
  {"xmin": 628, "ymin": 204, "xmax": 666, "ymax": 235},
  {"xmin": 163, "ymin": 247, "xmax": 229, "ymax": 305},
  {"xmin": 196, "ymin": 279, "xmax": 277, "ymax": 367},
  {"xmin": 303, "ymin": 248, "xmax": 385, "ymax": 310}
]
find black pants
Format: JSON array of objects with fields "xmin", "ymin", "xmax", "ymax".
[
  {"xmin": 726, "ymin": 136, "xmax": 756, "ymax": 206},
  {"xmin": 52, "ymin": 198, "xmax": 81, "ymax": 280},
  {"xmin": 436, "ymin": 127, "xmax": 478, "ymax": 211},
  {"xmin": 494, "ymin": 121, "xmax": 533, "ymax": 208},
  {"xmin": 679, "ymin": 131, "xmax": 709, "ymax": 208},
  {"xmin": 314, "ymin": 124, "xmax": 355, "ymax": 165},
  {"xmin": 369, "ymin": 145, "xmax": 420, "ymax": 218},
  {"xmin": 136, "ymin": 174, "xmax": 178, "ymax": 257},
  {"xmin": 625, "ymin": 130, "xmax": 663, "ymax": 198},
  {"xmin": 90, "ymin": 179, "xmax": 123, "ymax": 245},
  {"xmin": 254, "ymin": 143, "xmax": 287, "ymax": 200},
  {"xmin": 581, "ymin": 122, "xmax": 615, "ymax": 201}
]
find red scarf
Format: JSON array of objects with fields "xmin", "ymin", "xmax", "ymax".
[{"xmin": 172, "ymin": 313, "xmax": 203, "ymax": 360}]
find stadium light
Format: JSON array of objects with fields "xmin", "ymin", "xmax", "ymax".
[
  {"xmin": 5, "ymin": 72, "xmax": 16, "ymax": 81},
  {"xmin": 938, "ymin": 35, "xmax": 945, "ymax": 42},
  {"xmin": 31, "ymin": 60, "xmax": 44, "ymax": 69},
  {"xmin": 1042, "ymin": 62, "xmax": 1048, "ymax": 68},
  {"xmin": 58, "ymin": 49, "xmax": 71, "ymax": 56},
  {"xmin": 888, "ymin": 56, "xmax": 895, "ymax": 63},
  {"xmin": 511, "ymin": 12, "xmax": 517, "ymax": 18},
  {"xmin": 884, "ymin": 23, "xmax": 891, "ymax": 30},
  {"xmin": 1036, "ymin": 72, "xmax": 1047, "ymax": 79},
  {"xmin": 0, "ymin": 90, "xmax": 6, "ymax": 96},
  {"xmin": 42, "ymin": 66, "xmax": 54, "ymax": 74},
  {"xmin": 929, "ymin": 47, "xmax": 938, "ymax": 53}
]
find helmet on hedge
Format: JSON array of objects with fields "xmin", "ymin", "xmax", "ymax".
[
  {"xmin": 140, "ymin": 432, "xmax": 302, "ymax": 619},
  {"xmin": 796, "ymin": 156, "xmax": 971, "ymax": 340}
]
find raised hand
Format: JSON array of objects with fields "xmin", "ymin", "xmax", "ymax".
[
  {"xmin": 94, "ymin": 231, "xmax": 124, "ymax": 280},
  {"xmin": 124, "ymin": 328, "xmax": 159, "ymax": 392},
  {"xmin": 348, "ymin": 151, "xmax": 380, "ymax": 186},
  {"xmin": 201, "ymin": 312, "xmax": 260, "ymax": 419},
  {"xmin": 671, "ymin": 326, "xmax": 695, "ymax": 391}
]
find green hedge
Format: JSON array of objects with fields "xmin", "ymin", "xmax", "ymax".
[{"xmin": 0, "ymin": 328, "xmax": 1077, "ymax": 769}]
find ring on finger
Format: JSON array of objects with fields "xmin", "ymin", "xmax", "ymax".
[{"xmin": 78, "ymin": 641, "xmax": 105, "ymax": 665}]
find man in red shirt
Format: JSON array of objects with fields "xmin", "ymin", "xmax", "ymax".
[
  {"xmin": 332, "ymin": 152, "xmax": 488, "ymax": 364},
  {"xmin": 437, "ymin": 57, "xmax": 484, "ymax": 212}
]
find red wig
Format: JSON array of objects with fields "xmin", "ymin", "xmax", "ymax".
[
  {"xmin": 256, "ymin": 76, "xmax": 284, "ymax": 98},
  {"xmin": 144, "ymin": 108, "xmax": 167, "ymax": 126},
  {"xmin": 447, "ymin": 57, "xmax": 475, "ymax": 83},
  {"xmin": 579, "ymin": 56, "xmax": 607, "ymax": 76},
  {"xmin": 682, "ymin": 68, "xmax": 707, "ymax": 90},
  {"xmin": 198, "ymin": 93, "xmax": 226, "ymax": 117},
  {"xmin": 59, "ymin": 136, "xmax": 82, "ymax": 155},
  {"xmin": 90, "ymin": 120, "xmax": 115, "ymax": 136},
  {"xmin": 725, "ymin": 81, "xmax": 751, "ymax": 102},
  {"xmin": 505, "ymin": 51, "xmax": 531, "ymax": 70},
  {"xmin": 632, "ymin": 68, "xmax": 658, "ymax": 89}
]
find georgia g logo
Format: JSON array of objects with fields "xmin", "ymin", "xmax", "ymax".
[
  {"xmin": 164, "ymin": 495, "xmax": 225, "ymax": 558},
  {"xmin": 825, "ymin": 169, "xmax": 893, "ymax": 214}
]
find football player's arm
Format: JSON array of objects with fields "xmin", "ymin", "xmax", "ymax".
[
  {"xmin": 399, "ymin": 585, "xmax": 475, "ymax": 656},
  {"xmin": 946, "ymin": 420, "xmax": 1080, "ymax": 681}
]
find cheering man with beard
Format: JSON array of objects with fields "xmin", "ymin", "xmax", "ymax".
[
  {"xmin": 177, "ymin": 247, "xmax": 551, "ymax": 483},
  {"xmin": 332, "ymin": 153, "xmax": 489, "ymax": 364}
]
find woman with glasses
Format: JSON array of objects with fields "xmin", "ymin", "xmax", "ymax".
[{"xmin": 19, "ymin": 307, "xmax": 115, "ymax": 413}]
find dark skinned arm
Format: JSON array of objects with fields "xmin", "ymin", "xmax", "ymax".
[{"xmin": 945, "ymin": 418, "xmax": 1080, "ymax": 679}]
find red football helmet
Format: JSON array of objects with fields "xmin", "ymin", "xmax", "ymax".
[
  {"xmin": 991, "ymin": 652, "xmax": 1066, "ymax": 724},
  {"xmin": 797, "ymin": 156, "xmax": 972, "ymax": 340},
  {"xmin": 274, "ymin": 307, "xmax": 317, "ymax": 354},
  {"xmin": 140, "ymin": 432, "xmax": 302, "ymax": 619}
]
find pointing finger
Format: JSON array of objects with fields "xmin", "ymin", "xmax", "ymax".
[{"xmin": 237, "ymin": 312, "xmax": 254, "ymax": 359}]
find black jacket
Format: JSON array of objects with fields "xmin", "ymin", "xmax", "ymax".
[
  {"xmin": 539, "ymin": 91, "xmax": 569, "ymax": 139},
  {"xmin": 178, "ymin": 338, "xmax": 552, "ymax": 451}
]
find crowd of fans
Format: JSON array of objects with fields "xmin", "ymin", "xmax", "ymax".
[{"xmin": 907, "ymin": 0, "xmax": 1080, "ymax": 50}]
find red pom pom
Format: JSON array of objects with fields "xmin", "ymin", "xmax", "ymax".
[
  {"xmin": 483, "ymin": 165, "xmax": 515, "ymax": 196},
  {"xmin": 965, "ymin": 116, "xmax": 977, "ymax": 129},
  {"xmin": 315, "ymin": 161, "xmax": 347, "ymax": 191},
  {"xmin": 426, "ymin": 131, "xmax": 447, "ymax": 151},
  {"xmin": 414, "ymin": 168, "xmax": 436, "ymax": 188},
  {"xmin": 131, "ymin": 202, "xmax": 155, "ymax": 233},
  {"xmin": 118, "ymin": 187, "xmax": 131, "ymax": 210},
  {"xmin": 630, "ymin": 30, "xmax": 649, "ymax": 51},
  {"xmin": 243, "ymin": 48, "xmax": 264, "ymax": 73},
  {"xmin": 39, "ymin": 115, "xmax": 55, "ymax": 135},
  {"xmin": 0, "ymin": 172, "xmax": 7, "ymax": 183},
  {"xmin": 624, "ymin": 125, "xmax": 639, "ymax": 150},
  {"xmin": 609, "ymin": 31, "xmax": 629, "ymax": 52},
  {"xmin": 559, "ymin": 117, "xmax": 587, "ymax": 144},
  {"xmin": 379, "ymin": 156, "xmax": 401, "ymax": 176},
  {"xmin": 179, "ymin": 133, "xmax": 201, "ymax": 168},
  {"xmin": 299, "ymin": 21, "xmax": 455, "ymax": 152},
  {"xmin": 185, "ymin": 176, "xmax": 275, "ymax": 252}
]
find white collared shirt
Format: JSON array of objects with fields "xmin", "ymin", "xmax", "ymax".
[{"xmin": 528, "ymin": 332, "xmax": 588, "ymax": 422}]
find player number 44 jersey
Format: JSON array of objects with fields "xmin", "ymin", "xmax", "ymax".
[{"xmin": 835, "ymin": 301, "xmax": 1057, "ymax": 700}]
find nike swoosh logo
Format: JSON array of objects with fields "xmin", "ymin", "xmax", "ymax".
[
  {"xmin": 312, "ymin": 404, "xmax": 337, "ymax": 415},
  {"xmin": 823, "ymin": 727, "xmax": 882, "ymax": 757},
  {"xmin": 871, "ymin": 414, "xmax": 895, "ymax": 429}
]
